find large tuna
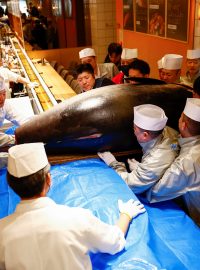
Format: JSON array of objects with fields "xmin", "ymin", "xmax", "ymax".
[{"xmin": 15, "ymin": 83, "xmax": 192, "ymax": 153}]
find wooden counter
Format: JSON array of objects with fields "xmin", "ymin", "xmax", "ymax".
[
  {"xmin": 48, "ymin": 149, "xmax": 142, "ymax": 165},
  {"xmin": 32, "ymin": 61, "xmax": 76, "ymax": 103}
]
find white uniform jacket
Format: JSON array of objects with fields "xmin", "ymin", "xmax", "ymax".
[
  {"xmin": 97, "ymin": 63, "xmax": 119, "ymax": 79},
  {"xmin": 0, "ymin": 197, "xmax": 125, "ymax": 270},
  {"xmin": 146, "ymin": 135, "xmax": 200, "ymax": 226},
  {"xmin": 0, "ymin": 99, "xmax": 30, "ymax": 128},
  {"xmin": 110, "ymin": 127, "xmax": 179, "ymax": 194},
  {"xmin": 180, "ymin": 70, "xmax": 200, "ymax": 88},
  {"xmin": 0, "ymin": 67, "xmax": 20, "ymax": 98}
]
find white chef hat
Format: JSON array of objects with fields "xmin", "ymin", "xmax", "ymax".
[
  {"xmin": 121, "ymin": 48, "xmax": 138, "ymax": 60},
  {"xmin": 79, "ymin": 48, "xmax": 96, "ymax": 59},
  {"xmin": 183, "ymin": 98, "xmax": 200, "ymax": 122},
  {"xmin": 134, "ymin": 104, "xmax": 168, "ymax": 131},
  {"xmin": 161, "ymin": 54, "xmax": 183, "ymax": 70},
  {"xmin": 157, "ymin": 59, "xmax": 162, "ymax": 69},
  {"xmin": 0, "ymin": 76, "xmax": 6, "ymax": 92},
  {"xmin": 187, "ymin": 49, "xmax": 200, "ymax": 60},
  {"xmin": 8, "ymin": 143, "xmax": 49, "ymax": 178}
]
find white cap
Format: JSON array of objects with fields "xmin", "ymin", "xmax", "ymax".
[
  {"xmin": 157, "ymin": 59, "xmax": 162, "ymax": 69},
  {"xmin": 79, "ymin": 48, "xmax": 96, "ymax": 59},
  {"xmin": 121, "ymin": 48, "xmax": 138, "ymax": 60},
  {"xmin": 183, "ymin": 98, "xmax": 200, "ymax": 122},
  {"xmin": 0, "ymin": 76, "xmax": 6, "ymax": 92},
  {"xmin": 187, "ymin": 49, "xmax": 200, "ymax": 60},
  {"xmin": 8, "ymin": 143, "xmax": 49, "ymax": 178},
  {"xmin": 134, "ymin": 104, "xmax": 168, "ymax": 131},
  {"xmin": 161, "ymin": 54, "xmax": 183, "ymax": 70}
]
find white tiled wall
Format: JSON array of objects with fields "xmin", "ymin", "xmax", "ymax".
[{"xmin": 88, "ymin": 0, "xmax": 116, "ymax": 62}]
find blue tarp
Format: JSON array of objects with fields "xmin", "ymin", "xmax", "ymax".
[{"xmin": 0, "ymin": 158, "xmax": 200, "ymax": 269}]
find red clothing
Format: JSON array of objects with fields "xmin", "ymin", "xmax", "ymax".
[{"xmin": 112, "ymin": 72, "xmax": 124, "ymax": 84}]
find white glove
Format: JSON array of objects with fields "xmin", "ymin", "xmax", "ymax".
[
  {"xmin": 27, "ymin": 82, "xmax": 39, "ymax": 88},
  {"xmin": 97, "ymin": 151, "xmax": 116, "ymax": 166},
  {"xmin": 118, "ymin": 199, "xmax": 146, "ymax": 220},
  {"xmin": 127, "ymin": 158, "xmax": 139, "ymax": 171}
]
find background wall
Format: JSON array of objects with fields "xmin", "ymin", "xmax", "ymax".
[
  {"xmin": 27, "ymin": 46, "xmax": 84, "ymax": 68},
  {"xmin": 87, "ymin": 0, "xmax": 117, "ymax": 62},
  {"xmin": 116, "ymin": 0, "xmax": 195, "ymax": 78}
]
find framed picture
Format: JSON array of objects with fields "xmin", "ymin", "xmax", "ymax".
[
  {"xmin": 135, "ymin": 0, "xmax": 148, "ymax": 33},
  {"xmin": 123, "ymin": 0, "xmax": 134, "ymax": 30},
  {"xmin": 166, "ymin": 0, "xmax": 189, "ymax": 41},
  {"xmin": 148, "ymin": 0, "xmax": 165, "ymax": 37}
]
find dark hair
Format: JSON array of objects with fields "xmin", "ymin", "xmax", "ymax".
[
  {"xmin": 108, "ymin": 43, "xmax": 122, "ymax": 56},
  {"xmin": 193, "ymin": 76, "xmax": 200, "ymax": 96},
  {"xmin": 128, "ymin": 59, "xmax": 150, "ymax": 75},
  {"xmin": 7, "ymin": 164, "xmax": 50, "ymax": 198},
  {"xmin": 183, "ymin": 114, "xmax": 200, "ymax": 136},
  {"xmin": 75, "ymin": 63, "xmax": 94, "ymax": 79}
]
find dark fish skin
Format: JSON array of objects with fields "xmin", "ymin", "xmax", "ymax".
[{"xmin": 15, "ymin": 83, "xmax": 192, "ymax": 154}]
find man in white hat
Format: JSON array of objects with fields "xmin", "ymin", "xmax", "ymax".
[
  {"xmin": 98, "ymin": 104, "xmax": 179, "ymax": 194},
  {"xmin": 0, "ymin": 142, "xmax": 145, "ymax": 269},
  {"xmin": 121, "ymin": 48, "xmax": 138, "ymax": 66},
  {"xmin": 161, "ymin": 54, "xmax": 183, "ymax": 83},
  {"xmin": 79, "ymin": 47, "xmax": 119, "ymax": 80},
  {"xmin": 0, "ymin": 75, "xmax": 34, "ymax": 169},
  {"xmin": 112, "ymin": 48, "xmax": 138, "ymax": 84},
  {"xmin": 147, "ymin": 98, "xmax": 200, "ymax": 226},
  {"xmin": 180, "ymin": 49, "xmax": 200, "ymax": 87}
]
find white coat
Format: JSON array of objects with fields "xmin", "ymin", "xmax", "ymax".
[
  {"xmin": 0, "ymin": 197, "xmax": 125, "ymax": 270},
  {"xmin": 180, "ymin": 70, "xmax": 200, "ymax": 88},
  {"xmin": 0, "ymin": 99, "xmax": 30, "ymax": 127},
  {"xmin": 110, "ymin": 127, "xmax": 179, "ymax": 194},
  {"xmin": 0, "ymin": 67, "xmax": 20, "ymax": 98},
  {"xmin": 0, "ymin": 99, "xmax": 28, "ymax": 147},
  {"xmin": 147, "ymin": 135, "xmax": 200, "ymax": 226}
]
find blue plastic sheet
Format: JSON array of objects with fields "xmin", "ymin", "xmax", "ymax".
[{"xmin": 1, "ymin": 158, "xmax": 200, "ymax": 269}]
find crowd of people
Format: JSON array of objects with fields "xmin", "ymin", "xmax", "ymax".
[
  {"xmin": 75, "ymin": 43, "xmax": 200, "ymax": 93},
  {"xmin": 22, "ymin": 2, "xmax": 58, "ymax": 50},
  {"xmin": 0, "ymin": 38, "xmax": 200, "ymax": 269}
]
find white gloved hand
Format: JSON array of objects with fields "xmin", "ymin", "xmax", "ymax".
[
  {"xmin": 27, "ymin": 82, "xmax": 39, "ymax": 88},
  {"xmin": 118, "ymin": 199, "xmax": 146, "ymax": 220},
  {"xmin": 127, "ymin": 158, "xmax": 139, "ymax": 171},
  {"xmin": 97, "ymin": 151, "xmax": 116, "ymax": 166}
]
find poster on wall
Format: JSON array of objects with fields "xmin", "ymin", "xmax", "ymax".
[
  {"xmin": 148, "ymin": 0, "xmax": 165, "ymax": 37},
  {"xmin": 167, "ymin": 0, "xmax": 188, "ymax": 41},
  {"xmin": 135, "ymin": 0, "xmax": 148, "ymax": 33},
  {"xmin": 123, "ymin": 0, "xmax": 134, "ymax": 30}
]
